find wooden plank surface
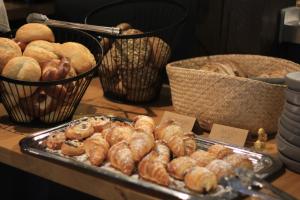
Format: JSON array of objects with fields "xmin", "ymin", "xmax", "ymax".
[{"xmin": 0, "ymin": 78, "xmax": 299, "ymax": 199}]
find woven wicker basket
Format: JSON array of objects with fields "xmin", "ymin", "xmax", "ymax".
[{"xmin": 167, "ymin": 54, "xmax": 300, "ymax": 133}]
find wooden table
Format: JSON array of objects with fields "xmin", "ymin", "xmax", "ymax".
[{"xmin": 0, "ymin": 78, "xmax": 299, "ymax": 200}]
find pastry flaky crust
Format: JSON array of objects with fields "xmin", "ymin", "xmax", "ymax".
[
  {"xmin": 46, "ymin": 131, "xmax": 66, "ymax": 150},
  {"xmin": 154, "ymin": 120, "xmax": 196, "ymax": 157},
  {"xmin": 167, "ymin": 156, "xmax": 197, "ymax": 180},
  {"xmin": 87, "ymin": 116, "xmax": 111, "ymax": 133},
  {"xmin": 65, "ymin": 121, "xmax": 94, "ymax": 140},
  {"xmin": 133, "ymin": 115, "xmax": 155, "ymax": 137},
  {"xmin": 184, "ymin": 166, "xmax": 217, "ymax": 193},
  {"xmin": 61, "ymin": 140, "xmax": 85, "ymax": 156},
  {"xmin": 207, "ymin": 144, "xmax": 233, "ymax": 159},
  {"xmin": 108, "ymin": 141, "xmax": 135, "ymax": 175},
  {"xmin": 206, "ymin": 159, "xmax": 234, "ymax": 181},
  {"xmin": 223, "ymin": 153, "xmax": 253, "ymax": 170},
  {"xmin": 153, "ymin": 140, "xmax": 171, "ymax": 166},
  {"xmin": 104, "ymin": 123, "xmax": 134, "ymax": 146},
  {"xmin": 83, "ymin": 133, "xmax": 110, "ymax": 166},
  {"xmin": 129, "ymin": 129, "xmax": 155, "ymax": 162},
  {"xmin": 190, "ymin": 150, "xmax": 216, "ymax": 167}
]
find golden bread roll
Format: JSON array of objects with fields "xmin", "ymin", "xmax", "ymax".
[
  {"xmin": 0, "ymin": 37, "xmax": 22, "ymax": 72},
  {"xmin": 2, "ymin": 56, "xmax": 41, "ymax": 97},
  {"xmin": 59, "ymin": 42, "xmax": 96, "ymax": 74},
  {"xmin": 184, "ymin": 166, "xmax": 217, "ymax": 193},
  {"xmin": 15, "ymin": 23, "xmax": 55, "ymax": 43},
  {"xmin": 23, "ymin": 40, "xmax": 61, "ymax": 65}
]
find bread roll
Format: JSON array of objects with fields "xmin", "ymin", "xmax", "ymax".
[
  {"xmin": 23, "ymin": 40, "xmax": 61, "ymax": 65},
  {"xmin": 2, "ymin": 56, "xmax": 41, "ymax": 97},
  {"xmin": 59, "ymin": 42, "xmax": 96, "ymax": 74},
  {"xmin": 0, "ymin": 38, "xmax": 22, "ymax": 72},
  {"xmin": 15, "ymin": 23, "xmax": 55, "ymax": 43}
]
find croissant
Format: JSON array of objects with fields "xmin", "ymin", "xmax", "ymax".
[
  {"xmin": 108, "ymin": 141, "xmax": 135, "ymax": 175},
  {"xmin": 184, "ymin": 166, "xmax": 217, "ymax": 193},
  {"xmin": 206, "ymin": 159, "xmax": 234, "ymax": 181},
  {"xmin": 133, "ymin": 115, "xmax": 155, "ymax": 137},
  {"xmin": 207, "ymin": 144, "xmax": 233, "ymax": 159},
  {"xmin": 84, "ymin": 133, "xmax": 110, "ymax": 166},
  {"xmin": 129, "ymin": 129, "xmax": 154, "ymax": 162},
  {"xmin": 104, "ymin": 123, "xmax": 134, "ymax": 146},
  {"xmin": 155, "ymin": 120, "xmax": 196, "ymax": 157},
  {"xmin": 167, "ymin": 156, "xmax": 196, "ymax": 180},
  {"xmin": 190, "ymin": 150, "xmax": 216, "ymax": 167},
  {"xmin": 138, "ymin": 151, "xmax": 170, "ymax": 186},
  {"xmin": 223, "ymin": 153, "xmax": 253, "ymax": 170},
  {"xmin": 153, "ymin": 140, "xmax": 170, "ymax": 165}
]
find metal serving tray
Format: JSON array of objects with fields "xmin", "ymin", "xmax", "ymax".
[{"xmin": 19, "ymin": 116, "xmax": 283, "ymax": 200}]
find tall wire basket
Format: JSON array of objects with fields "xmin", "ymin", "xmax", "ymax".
[
  {"xmin": 85, "ymin": 0, "xmax": 187, "ymax": 103},
  {"xmin": 0, "ymin": 27, "xmax": 102, "ymax": 125}
]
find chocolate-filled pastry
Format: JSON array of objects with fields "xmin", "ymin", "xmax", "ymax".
[
  {"xmin": 148, "ymin": 37, "xmax": 170, "ymax": 68},
  {"xmin": 190, "ymin": 150, "xmax": 216, "ymax": 167},
  {"xmin": 133, "ymin": 115, "xmax": 155, "ymax": 137},
  {"xmin": 138, "ymin": 151, "xmax": 170, "ymax": 186},
  {"xmin": 184, "ymin": 166, "xmax": 217, "ymax": 193},
  {"xmin": 61, "ymin": 140, "xmax": 85, "ymax": 156},
  {"xmin": 223, "ymin": 153, "xmax": 253, "ymax": 170},
  {"xmin": 0, "ymin": 37, "xmax": 22, "ymax": 72},
  {"xmin": 59, "ymin": 42, "xmax": 96, "ymax": 74},
  {"xmin": 115, "ymin": 28, "xmax": 151, "ymax": 69},
  {"xmin": 19, "ymin": 89, "xmax": 58, "ymax": 117},
  {"xmin": 15, "ymin": 23, "xmax": 55, "ymax": 43},
  {"xmin": 167, "ymin": 156, "xmax": 197, "ymax": 180},
  {"xmin": 65, "ymin": 121, "xmax": 94, "ymax": 140},
  {"xmin": 23, "ymin": 40, "xmax": 61, "ymax": 65},
  {"xmin": 87, "ymin": 116, "xmax": 111, "ymax": 133},
  {"xmin": 129, "ymin": 129, "xmax": 154, "ymax": 162},
  {"xmin": 104, "ymin": 123, "xmax": 134, "ymax": 146},
  {"xmin": 207, "ymin": 144, "xmax": 233, "ymax": 159},
  {"xmin": 206, "ymin": 159, "xmax": 234, "ymax": 181},
  {"xmin": 84, "ymin": 133, "xmax": 110, "ymax": 166},
  {"xmin": 108, "ymin": 141, "xmax": 135, "ymax": 175},
  {"xmin": 2, "ymin": 56, "xmax": 41, "ymax": 98},
  {"xmin": 46, "ymin": 132, "xmax": 66, "ymax": 150}
]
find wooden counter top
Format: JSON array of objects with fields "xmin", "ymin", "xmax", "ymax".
[{"xmin": 0, "ymin": 78, "xmax": 299, "ymax": 199}]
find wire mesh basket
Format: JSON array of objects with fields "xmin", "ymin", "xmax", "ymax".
[
  {"xmin": 0, "ymin": 27, "xmax": 102, "ymax": 125},
  {"xmin": 85, "ymin": 0, "xmax": 187, "ymax": 103}
]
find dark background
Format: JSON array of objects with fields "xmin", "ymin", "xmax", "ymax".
[{"xmin": 2, "ymin": 0, "xmax": 298, "ymax": 200}]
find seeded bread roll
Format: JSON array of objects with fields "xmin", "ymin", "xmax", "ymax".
[
  {"xmin": 15, "ymin": 23, "xmax": 55, "ymax": 43},
  {"xmin": 0, "ymin": 37, "xmax": 22, "ymax": 72}
]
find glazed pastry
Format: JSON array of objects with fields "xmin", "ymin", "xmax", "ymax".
[
  {"xmin": 0, "ymin": 37, "xmax": 22, "ymax": 72},
  {"xmin": 207, "ymin": 144, "xmax": 233, "ymax": 159},
  {"xmin": 128, "ymin": 129, "xmax": 154, "ymax": 162},
  {"xmin": 45, "ymin": 131, "xmax": 66, "ymax": 150},
  {"xmin": 206, "ymin": 159, "xmax": 234, "ymax": 181},
  {"xmin": 190, "ymin": 150, "xmax": 216, "ymax": 167},
  {"xmin": 61, "ymin": 140, "xmax": 85, "ymax": 156},
  {"xmin": 184, "ymin": 166, "xmax": 217, "ymax": 193},
  {"xmin": 133, "ymin": 115, "xmax": 155, "ymax": 137},
  {"xmin": 167, "ymin": 156, "xmax": 196, "ymax": 180},
  {"xmin": 108, "ymin": 141, "xmax": 135, "ymax": 175},
  {"xmin": 23, "ymin": 40, "xmax": 61, "ymax": 65},
  {"xmin": 223, "ymin": 153, "xmax": 253, "ymax": 170},
  {"xmin": 15, "ymin": 23, "xmax": 55, "ymax": 43},
  {"xmin": 104, "ymin": 123, "xmax": 134, "ymax": 146},
  {"xmin": 138, "ymin": 151, "xmax": 170, "ymax": 186},
  {"xmin": 155, "ymin": 120, "xmax": 196, "ymax": 157},
  {"xmin": 59, "ymin": 42, "xmax": 96, "ymax": 74},
  {"xmin": 87, "ymin": 116, "xmax": 111, "ymax": 132},
  {"xmin": 84, "ymin": 133, "xmax": 110, "ymax": 166},
  {"xmin": 65, "ymin": 121, "xmax": 94, "ymax": 140}
]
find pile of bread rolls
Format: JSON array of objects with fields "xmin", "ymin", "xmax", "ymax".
[
  {"xmin": 0, "ymin": 23, "xmax": 96, "ymax": 122},
  {"xmin": 100, "ymin": 23, "xmax": 171, "ymax": 101}
]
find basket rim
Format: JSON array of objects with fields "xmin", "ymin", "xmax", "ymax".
[
  {"xmin": 0, "ymin": 26, "xmax": 102, "ymax": 86},
  {"xmin": 84, "ymin": 0, "xmax": 188, "ymax": 39}
]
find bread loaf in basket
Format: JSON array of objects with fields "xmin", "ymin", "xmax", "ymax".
[{"xmin": 166, "ymin": 54, "xmax": 300, "ymax": 133}]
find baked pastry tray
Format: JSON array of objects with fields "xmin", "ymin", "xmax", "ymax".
[{"xmin": 19, "ymin": 116, "xmax": 283, "ymax": 200}]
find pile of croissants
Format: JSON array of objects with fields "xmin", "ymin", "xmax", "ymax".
[{"xmin": 45, "ymin": 115, "xmax": 253, "ymax": 194}]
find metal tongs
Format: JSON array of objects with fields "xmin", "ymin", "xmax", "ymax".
[
  {"xmin": 220, "ymin": 168, "xmax": 297, "ymax": 200},
  {"xmin": 26, "ymin": 13, "xmax": 120, "ymax": 35}
]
